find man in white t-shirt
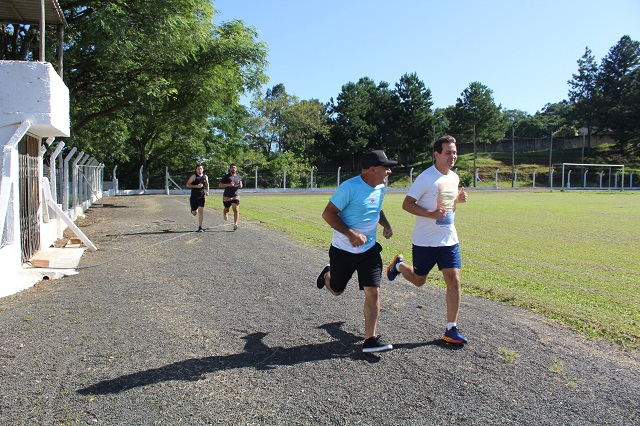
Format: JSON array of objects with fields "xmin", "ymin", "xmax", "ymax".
[
  {"xmin": 316, "ymin": 150, "xmax": 397, "ymax": 353},
  {"xmin": 386, "ymin": 135, "xmax": 469, "ymax": 344}
]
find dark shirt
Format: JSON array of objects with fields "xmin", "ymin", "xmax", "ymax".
[
  {"xmin": 190, "ymin": 174, "xmax": 207, "ymax": 198},
  {"xmin": 221, "ymin": 173, "xmax": 242, "ymax": 198}
]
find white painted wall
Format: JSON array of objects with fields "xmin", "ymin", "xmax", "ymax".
[
  {"xmin": 0, "ymin": 61, "xmax": 71, "ymax": 298},
  {"xmin": 0, "ymin": 61, "xmax": 70, "ymax": 137}
]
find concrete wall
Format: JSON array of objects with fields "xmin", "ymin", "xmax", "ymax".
[
  {"xmin": 0, "ymin": 60, "xmax": 70, "ymax": 137},
  {"xmin": 0, "ymin": 61, "xmax": 71, "ymax": 298}
]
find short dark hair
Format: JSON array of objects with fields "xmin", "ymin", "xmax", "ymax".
[
  {"xmin": 229, "ymin": 163, "xmax": 237, "ymax": 168},
  {"xmin": 434, "ymin": 135, "xmax": 456, "ymax": 153},
  {"xmin": 196, "ymin": 163, "xmax": 203, "ymax": 168}
]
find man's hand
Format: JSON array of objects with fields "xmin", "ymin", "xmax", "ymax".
[
  {"xmin": 431, "ymin": 204, "xmax": 447, "ymax": 220},
  {"xmin": 457, "ymin": 187, "xmax": 468, "ymax": 203},
  {"xmin": 382, "ymin": 225, "xmax": 393, "ymax": 239},
  {"xmin": 348, "ymin": 231, "xmax": 367, "ymax": 247}
]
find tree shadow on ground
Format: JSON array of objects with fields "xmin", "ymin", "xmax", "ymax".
[{"xmin": 76, "ymin": 322, "xmax": 449, "ymax": 395}]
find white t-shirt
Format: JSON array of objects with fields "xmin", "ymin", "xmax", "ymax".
[{"xmin": 406, "ymin": 165, "xmax": 459, "ymax": 247}]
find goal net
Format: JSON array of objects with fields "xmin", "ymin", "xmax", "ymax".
[{"xmin": 560, "ymin": 163, "xmax": 626, "ymax": 189}]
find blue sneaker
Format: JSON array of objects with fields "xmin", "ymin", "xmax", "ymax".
[
  {"xmin": 386, "ymin": 254, "xmax": 403, "ymax": 281},
  {"xmin": 443, "ymin": 326, "xmax": 468, "ymax": 344}
]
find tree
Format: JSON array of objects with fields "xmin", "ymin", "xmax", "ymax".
[
  {"xmin": 281, "ymin": 99, "xmax": 331, "ymax": 161},
  {"xmin": 595, "ymin": 35, "xmax": 640, "ymax": 153},
  {"xmin": 327, "ymin": 77, "xmax": 388, "ymax": 167},
  {"xmin": 538, "ymin": 101, "xmax": 574, "ymax": 135},
  {"xmin": 501, "ymin": 109, "xmax": 530, "ymax": 138},
  {"xmin": 447, "ymin": 82, "xmax": 507, "ymax": 143},
  {"xmin": 54, "ymin": 0, "xmax": 268, "ymax": 187},
  {"xmin": 568, "ymin": 47, "xmax": 599, "ymax": 152},
  {"xmin": 391, "ymin": 73, "xmax": 434, "ymax": 164},
  {"xmin": 248, "ymin": 84, "xmax": 296, "ymax": 156},
  {"xmin": 1, "ymin": 24, "xmax": 39, "ymax": 60}
]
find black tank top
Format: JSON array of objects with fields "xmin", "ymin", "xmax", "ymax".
[{"xmin": 190, "ymin": 174, "xmax": 207, "ymax": 197}]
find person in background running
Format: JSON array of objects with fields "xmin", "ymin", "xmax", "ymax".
[
  {"xmin": 186, "ymin": 164, "xmax": 209, "ymax": 232},
  {"xmin": 219, "ymin": 163, "xmax": 243, "ymax": 230}
]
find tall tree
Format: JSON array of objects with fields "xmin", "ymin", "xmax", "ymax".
[
  {"xmin": 596, "ymin": 35, "xmax": 640, "ymax": 153},
  {"xmin": 328, "ymin": 77, "xmax": 387, "ymax": 167},
  {"xmin": 54, "ymin": 0, "xmax": 268, "ymax": 186},
  {"xmin": 248, "ymin": 84, "xmax": 296, "ymax": 157},
  {"xmin": 281, "ymin": 99, "xmax": 331, "ymax": 161},
  {"xmin": 392, "ymin": 72, "xmax": 434, "ymax": 164},
  {"xmin": 568, "ymin": 47, "xmax": 599, "ymax": 151},
  {"xmin": 1, "ymin": 24, "xmax": 39, "ymax": 60},
  {"xmin": 447, "ymin": 82, "xmax": 507, "ymax": 143}
]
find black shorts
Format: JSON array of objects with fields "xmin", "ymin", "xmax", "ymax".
[
  {"xmin": 223, "ymin": 199, "xmax": 240, "ymax": 208},
  {"xmin": 190, "ymin": 197, "xmax": 205, "ymax": 212},
  {"xmin": 328, "ymin": 242, "xmax": 383, "ymax": 292}
]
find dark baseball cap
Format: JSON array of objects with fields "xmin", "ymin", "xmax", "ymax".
[{"xmin": 361, "ymin": 150, "xmax": 398, "ymax": 169}]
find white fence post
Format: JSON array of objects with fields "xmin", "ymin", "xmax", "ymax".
[
  {"xmin": 310, "ymin": 166, "xmax": 315, "ymax": 189},
  {"xmin": 599, "ymin": 170, "xmax": 605, "ymax": 188},
  {"xmin": 139, "ymin": 165, "xmax": 145, "ymax": 192},
  {"xmin": 62, "ymin": 147, "xmax": 77, "ymax": 211},
  {"xmin": 113, "ymin": 165, "xmax": 118, "ymax": 194},
  {"xmin": 72, "ymin": 152, "xmax": 85, "ymax": 208},
  {"xmin": 49, "ymin": 141, "xmax": 64, "ymax": 205}
]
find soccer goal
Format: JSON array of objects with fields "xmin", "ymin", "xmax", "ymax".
[{"xmin": 560, "ymin": 163, "xmax": 626, "ymax": 189}]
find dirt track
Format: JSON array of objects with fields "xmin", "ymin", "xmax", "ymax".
[{"xmin": 1, "ymin": 194, "xmax": 638, "ymax": 425}]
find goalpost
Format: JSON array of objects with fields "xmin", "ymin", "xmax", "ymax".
[{"xmin": 561, "ymin": 163, "xmax": 626, "ymax": 189}]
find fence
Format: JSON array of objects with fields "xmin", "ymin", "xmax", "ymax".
[
  {"xmin": 116, "ymin": 164, "xmax": 640, "ymax": 194},
  {"xmin": 0, "ymin": 137, "xmax": 103, "ymax": 260},
  {"xmin": 472, "ymin": 165, "xmax": 637, "ymax": 190}
]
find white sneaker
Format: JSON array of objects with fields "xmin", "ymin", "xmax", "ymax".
[{"xmin": 233, "ymin": 223, "xmax": 238, "ymax": 230}]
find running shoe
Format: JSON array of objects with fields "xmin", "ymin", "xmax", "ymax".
[
  {"xmin": 362, "ymin": 336, "xmax": 393, "ymax": 353},
  {"xmin": 386, "ymin": 254, "xmax": 404, "ymax": 281},
  {"xmin": 316, "ymin": 265, "xmax": 330, "ymax": 289},
  {"xmin": 233, "ymin": 223, "xmax": 238, "ymax": 230},
  {"xmin": 197, "ymin": 227, "xmax": 204, "ymax": 233},
  {"xmin": 443, "ymin": 326, "xmax": 468, "ymax": 344}
]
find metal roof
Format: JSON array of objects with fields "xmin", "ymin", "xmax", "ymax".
[{"xmin": 0, "ymin": 0, "xmax": 67, "ymax": 26}]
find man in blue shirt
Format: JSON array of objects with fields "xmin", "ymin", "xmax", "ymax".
[{"xmin": 316, "ymin": 150, "xmax": 397, "ymax": 353}]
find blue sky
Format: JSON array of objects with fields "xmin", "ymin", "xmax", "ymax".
[{"xmin": 213, "ymin": 0, "xmax": 640, "ymax": 115}]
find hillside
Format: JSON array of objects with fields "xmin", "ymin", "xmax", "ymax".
[{"xmin": 452, "ymin": 144, "xmax": 638, "ymax": 188}]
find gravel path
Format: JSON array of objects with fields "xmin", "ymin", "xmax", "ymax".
[{"xmin": 1, "ymin": 194, "xmax": 638, "ymax": 425}]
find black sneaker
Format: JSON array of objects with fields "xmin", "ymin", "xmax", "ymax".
[
  {"xmin": 197, "ymin": 227, "xmax": 204, "ymax": 232},
  {"xmin": 316, "ymin": 265, "xmax": 330, "ymax": 289},
  {"xmin": 362, "ymin": 336, "xmax": 393, "ymax": 353}
]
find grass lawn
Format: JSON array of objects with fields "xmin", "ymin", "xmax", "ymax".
[{"xmin": 236, "ymin": 190, "xmax": 640, "ymax": 348}]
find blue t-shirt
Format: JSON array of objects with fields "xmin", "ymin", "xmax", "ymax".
[{"xmin": 329, "ymin": 175, "xmax": 386, "ymax": 254}]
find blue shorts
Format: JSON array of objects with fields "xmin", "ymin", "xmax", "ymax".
[{"xmin": 412, "ymin": 244, "xmax": 461, "ymax": 276}]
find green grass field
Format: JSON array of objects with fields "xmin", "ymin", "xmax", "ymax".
[{"xmin": 235, "ymin": 190, "xmax": 640, "ymax": 348}]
